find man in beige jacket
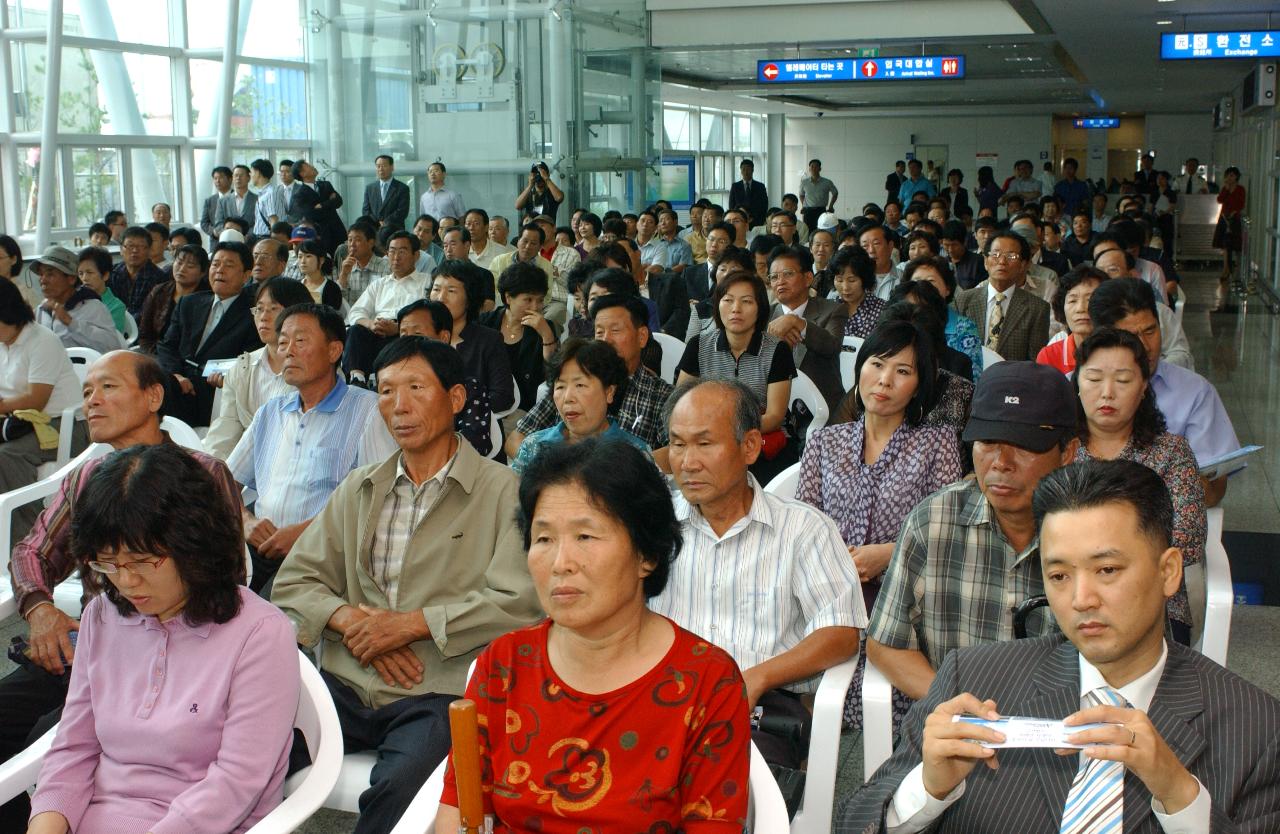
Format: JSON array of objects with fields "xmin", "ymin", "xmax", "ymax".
[{"xmin": 272, "ymin": 336, "xmax": 541, "ymax": 834}]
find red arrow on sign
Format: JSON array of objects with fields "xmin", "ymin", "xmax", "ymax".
[
  {"xmin": 763, "ymin": 63, "xmax": 779, "ymax": 80},
  {"xmin": 862, "ymin": 61, "xmax": 878, "ymax": 78}
]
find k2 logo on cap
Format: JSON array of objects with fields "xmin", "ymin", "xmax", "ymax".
[{"xmin": 1004, "ymin": 396, "xmax": 1020, "ymax": 404}]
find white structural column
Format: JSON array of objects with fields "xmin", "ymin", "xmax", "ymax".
[
  {"xmin": 35, "ymin": 0, "xmax": 65, "ymax": 250},
  {"xmin": 213, "ymin": 0, "xmax": 242, "ymax": 168}
]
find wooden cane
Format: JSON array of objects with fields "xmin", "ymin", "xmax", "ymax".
[{"xmin": 449, "ymin": 699, "xmax": 488, "ymax": 834}]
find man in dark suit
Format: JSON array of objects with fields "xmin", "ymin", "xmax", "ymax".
[
  {"xmin": 295, "ymin": 159, "xmax": 346, "ymax": 254},
  {"xmin": 840, "ymin": 458, "xmax": 1280, "ymax": 833},
  {"xmin": 685, "ymin": 221, "xmax": 733, "ymax": 303},
  {"xmin": 728, "ymin": 159, "xmax": 769, "ymax": 230},
  {"xmin": 766, "ymin": 245, "xmax": 847, "ymax": 409},
  {"xmin": 213, "ymin": 164, "xmax": 257, "ymax": 234},
  {"xmin": 953, "ymin": 231, "xmax": 1050, "ymax": 361},
  {"xmin": 361, "ymin": 154, "xmax": 410, "ymax": 232},
  {"xmin": 158, "ymin": 240, "xmax": 262, "ymax": 427},
  {"xmin": 200, "ymin": 166, "xmax": 232, "ymax": 243},
  {"xmin": 885, "ymin": 160, "xmax": 906, "ymax": 206}
]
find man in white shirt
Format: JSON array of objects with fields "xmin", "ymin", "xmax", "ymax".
[
  {"xmin": 650, "ymin": 378, "xmax": 864, "ymax": 768},
  {"xmin": 860, "ymin": 225, "xmax": 898, "ymax": 302},
  {"xmin": 343, "ymin": 231, "xmax": 431, "ymax": 386},
  {"xmin": 463, "ymin": 208, "xmax": 513, "ymax": 271},
  {"xmin": 1173, "ymin": 157, "xmax": 1208, "ymax": 195},
  {"xmin": 837, "ymin": 459, "xmax": 1280, "ymax": 834},
  {"xmin": 1000, "ymin": 159, "xmax": 1043, "ymax": 206},
  {"xmin": 418, "ymin": 161, "xmax": 466, "ymax": 221},
  {"xmin": 249, "ymin": 158, "xmax": 281, "ymax": 237}
]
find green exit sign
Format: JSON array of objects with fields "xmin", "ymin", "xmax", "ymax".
[{"xmin": 857, "ymin": 48, "xmax": 880, "ymax": 58}]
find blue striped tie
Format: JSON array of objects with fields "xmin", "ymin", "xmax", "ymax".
[{"xmin": 1059, "ymin": 686, "xmax": 1127, "ymax": 834}]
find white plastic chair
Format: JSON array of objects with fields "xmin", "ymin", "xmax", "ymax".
[
  {"xmin": 651, "ymin": 331, "xmax": 685, "ymax": 384},
  {"xmin": 980, "ymin": 345, "xmax": 1003, "ymax": 368},
  {"xmin": 1194, "ymin": 507, "xmax": 1233, "ymax": 666},
  {"xmin": 763, "ymin": 462, "xmax": 801, "ymax": 500},
  {"xmin": 46, "ymin": 347, "xmax": 101, "ymax": 470},
  {"xmin": 486, "ymin": 414, "xmax": 502, "ymax": 460},
  {"xmin": 839, "ymin": 336, "xmax": 862, "ymax": 398},
  {"xmin": 122, "ymin": 312, "xmax": 139, "ymax": 346},
  {"xmin": 159, "ymin": 415, "xmax": 204, "ymax": 451},
  {"xmin": 861, "ymin": 656, "xmax": 895, "ymax": 779},
  {"xmin": 0, "ymin": 725, "xmax": 56, "ymax": 807},
  {"xmin": 493, "ymin": 376, "xmax": 520, "ymax": 420},
  {"xmin": 1173, "ymin": 296, "xmax": 1185, "ymax": 325},
  {"xmin": 749, "ymin": 741, "xmax": 791, "ymax": 833},
  {"xmin": 789, "ymin": 371, "xmax": 829, "ymax": 441}
]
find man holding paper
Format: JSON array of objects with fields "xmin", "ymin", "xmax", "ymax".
[{"xmin": 838, "ymin": 459, "xmax": 1280, "ymax": 833}]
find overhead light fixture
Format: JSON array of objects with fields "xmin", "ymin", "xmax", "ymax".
[
  {"xmin": 1156, "ymin": 19, "xmax": 1173, "ymax": 25},
  {"xmin": 1157, "ymin": 0, "xmax": 1175, "ymax": 3}
]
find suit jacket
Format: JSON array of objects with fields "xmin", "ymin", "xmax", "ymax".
[
  {"xmin": 954, "ymin": 281, "xmax": 1050, "ymax": 361},
  {"xmin": 729, "ymin": 179, "xmax": 769, "ymax": 228},
  {"xmin": 213, "ymin": 190, "xmax": 258, "ymax": 232},
  {"xmin": 308, "ymin": 179, "xmax": 347, "ymax": 254},
  {"xmin": 157, "ymin": 287, "xmax": 263, "ymax": 426},
  {"xmin": 200, "ymin": 192, "xmax": 227, "ymax": 240},
  {"xmin": 361, "ymin": 178, "xmax": 410, "ymax": 231},
  {"xmin": 837, "ymin": 636, "xmax": 1280, "ymax": 834},
  {"xmin": 282, "ymin": 181, "xmax": 320, "ymax": 225},
  {"xmin": 1040, "ymin": 248, "xmax": 1070, "ymax": 277},
  {"xmin": 770, "ymin": 296, "xmax": 847, "ymax": 409},
  {"xmin": 684, "ymin": 262, "xmax": 715, "ymax": 303},
  {"xmin": 647, "ymin": 272, "xmax": 690, "ymax": 337}
]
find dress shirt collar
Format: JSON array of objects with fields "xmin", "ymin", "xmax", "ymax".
[
  {"xmin": 393, "ymin": 444, "xmax": 456, "ymax": 492},
  {"xmin": 713, "ymin": 329, "xmax": 764, "ymax": 355},
  {"xmin": 782, "ymin": 299, "xmax": 809, "ymax": 318},
  {"xmin": 282, "ymin": 373, "xmax": 347, "ymax": 414},
  {"xmin": 116, "ymin": 607, "xmax": 214, "ymax": 639},
  {"xmin": 958, "ymin": 480, "xmax": 1040, "ymax": 566},
  {"xmin": 674, "ymin": 473, "xmax": 775, "ymax": 540},
  {"xmin": 1078, "ymin": 640, "xmax": 1167, "ymax": 713},
  {"xmin": 986, "ymin": 281, "xmax": 1010, "ymax": 304}
]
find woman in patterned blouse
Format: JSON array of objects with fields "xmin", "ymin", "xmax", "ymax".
[
  {"xmin": 900, "ymin": 255, "xmax": 982, "ymax": 381},
  {"xmin": 1072, "ymin": 327, "xmax": 1205, "ymax": 645},
  {"xmin": 830, "ymin": 244, "xmax": 886, "ymax": 340},
  {"xmin": 438, "ymin": 438, "xmax": 749, "ymax": 833}
]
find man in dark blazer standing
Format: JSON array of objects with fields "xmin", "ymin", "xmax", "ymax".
[
  {"xmin": 728, "ymin": 159, "xmax": 769, "ymax": 230},
  {"xmin": 839, "ymin": 459, "xmax": 1280, "ymax": 834},
  {"xmin": 766, "ymin": 245, "xmax": 847, "ymax": 409},
  {"xmin": 158, "ymin": 240, "xmax": 262, "ymax": 427},
  {"xmin": 213, "ymin": 164, "xmax": 257, "ymax": 234},
  {"xmin": 953, "ymin": 231, "xmax": 1050, "ymax": 361},
  {"xmin": 295, "ymin": 159, "xmax": 346, "ymax": 255},
  {"xmin": 361, "ymin": 154, "xmax": 410, "ymax": 233}
]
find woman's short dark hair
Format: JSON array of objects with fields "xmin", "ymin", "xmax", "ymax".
[
  {"xmin": 577, "ymin": 213, "xmax": 602, "ymax": 237},
  {"xmin": 879, "ymin": 299, "xmax": 947, "ymax": 368},
  {"xmin": 850, "ymin": 319, "xmax": 938, "ymax": 426},
  {"xmin": 0, "ymin": 275, "xmax": 34, "ymax": 327},
  {"xmin": 297, "ymin": 239, "xmax": 333, "ymax": 276},
  {"xmin": 432, "ymin": 260, "xmax": 485, "ymax": 321},
  {"xmin": 1033, "ymin": 459, "xmax": 1172, "ymax": 551},
  {"xmin": 72, "ymin": 444, "xmax": 244, "ymax": 625},
  {"xmin": 710, "ymin": 271, "xmax": 770, "ymax": 334},
  {"xmin": 717, "ymin": 247, "xmax": 755, "ymax": 278},
  {"xmin": 0, "ymin": 235, "xmax": 23, "ymax": 279},
  {"xmin": 545, "ymin": 337, "xmax": 629, "ymax": 416},
  {"xmin": 175, "ymin": 243, "xmax": 211, "ymax": 276},
  {"xmin": 828, "ymin": 245, "xmax": 876, "ymax": 292},
  {"xmin": 587, "ymin": 242, "xmax": 633, "ymax": 273},
  {"xmin": 256, "ymin": 276, "xmax": 312, "ymax": 310},
  {"xmin": 372, "ymin": 336, "xmax": 467, "ymax": 390},
  {"xmin": 905, "ymin": 230, "xmax": 941, "ymax": 256},
  {"xmin": 748, "ymin": 234, "xmax": 783, "ymax": 257},
  {"xmin": 517, "ymin": 436, "xmax": 681, "ymax": 598},
  {"xmin": 566, "ymin": 261, "xmax": 594, "ymax": 298},
  {"xmin": 1224, "ymin": 166, "xmax": 1240, "ymax": 179},
  {"xmin": 946, "ymin": 168, "xmax": 963, "ymax": 183},
  {"xmin": 497, "ymin": 261, "xmax": 549, "ymax": 303},
  {"xmin": 585, "ymin": 267, "xmax": 637, "ymax": 298},
  {"xmin": 889, "ymin": 278, "xmax": 949, "ymax": 332},
  {"xmin": 77, "ymin": 246, "xmax": 113, "ymax": 277},
  {"xmin": 1072, "ymin": 327, "xmax": 1166, "ymax": 448},
  {"xmin": 1051, "ymin": 265, "xmax": 1107, "ymax": 326},
  {"xmin": 902, "ymin": 255, "xmax": 957, "ymax": 298}
]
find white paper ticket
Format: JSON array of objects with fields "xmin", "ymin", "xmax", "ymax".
[{"xmin": 952, "ymin": 715, "xmax": 1118, "ymax": 749}]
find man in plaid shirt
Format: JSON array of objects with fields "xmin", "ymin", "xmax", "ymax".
[
  {"xmin": 866, "ymin": 362, "xmax": 1080, "ymax": 704},
  {"xmin": 506, "ymin": 295, "xmax": 672, "ymax": 463},
  {"xmin": 0, "ymin": 351, "xmax": 242, "ymax": 830}
]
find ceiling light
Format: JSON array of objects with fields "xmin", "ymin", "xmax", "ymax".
[
  {"xmin": 1157, "ymin": 0, "xmax": 1175, "ymax": 3},
  {"xmin": 1156, "ymin": 19, "xmax": 1173, "ymax": 25}
]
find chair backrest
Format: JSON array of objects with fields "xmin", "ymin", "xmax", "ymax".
[
  {"xmin": 123, "ymin": 312, "xmax": 139, "ymax": 346},
  {"xmin": 789, "ymin": 371, "xmax": 829, "ymax": 441},
  {"xmin": 762, "ymin": 462, "xmax": 801, "ymax": 499},
  {"xmin": 839, "ymin": 351, "xmax": 858, "ymax": 393},
  {"xmin": 1196, "ymin": 506, "xmax": 1233, "ymax": 665},
  {"xmin": 981, "ymin": 345, "xmax": 1003, "ymax": 368},
  {"xmin": 159, "ymin": 415, "xmax": 204, "ymax": 451},
  {"xmin": 487, "ymin": 414, "xmax": 502, "ymax": 459},
  {"xmin": 748, "ymin": 741, "xmax": 789, "ymax": 832},
  {"xmin": 651, "ymin": 331, "xmax": 685, "ymax": 384},
  {"xmin": 492, "ymin": 377, "xmax": 519, "ymax": 420},
  {"xmin": 0, "ymin": 442, "xmax": 110, "ymax": 570},
  {"xmin": 66, "ymin": 346, "xmax": 103, "ymax": 383}
]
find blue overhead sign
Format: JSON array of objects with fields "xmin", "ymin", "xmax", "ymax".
[
  {"xmin": 1073, "ymin": 117, "xmax": 1120, "ymax": 129},
  {"xmin": 1160, "ymin": 31, "xmax": 1280, "ymax": 60},
  {"xmin": 757, "ymin": 56, "xmax": 965, "ymax": 84}
]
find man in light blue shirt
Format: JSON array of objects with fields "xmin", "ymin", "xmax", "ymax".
[
  {"xmin": 637, "ymin": 210, "xmax": 693, "ymax": 274},
  {"xmin": 898, "ymin": 159, "xmax": 937, "ymax": 205},
  {"xmin": 228, "ymin": 303, "xmax": 396, "ymax": 595},
  {"xmin": 418, "ymin": 161, "xmax": 466, "ymax": 221},
  {"xmin": 250, "ymin": 158, "xmax": 281, "ymax": 237}
]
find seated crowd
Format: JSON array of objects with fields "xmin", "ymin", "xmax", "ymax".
[{"xmin": 0, "ymin": 151, "xmax": 1272, "ymax": 834}]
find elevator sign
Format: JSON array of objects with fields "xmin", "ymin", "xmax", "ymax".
[
  {"xmin": 756, "ymin": 55, "xmax": 966, "ymax": 83},
  {"xmin": 1160, "ymin": 31, "xmax": 1280, "ymax": 60}
]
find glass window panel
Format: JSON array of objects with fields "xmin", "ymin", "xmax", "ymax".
[
  {"xmin": 243, "ymin": 0, "xmax": 305, "ymax": 61},
  {"xmin": 664, "ymin": 108, "xmax": 692, "ymax": 151},
  {"xmin": 700, "ymin": 109, "xmax": 727, "ymax": 152},
  {"xmin": 185, "ymin": 0, "xmax": 224, "ymax": 50},
  {"xmin": 733, "ymin": 115, "xmax": 752, "ymax": 153},
  {"xmin": 130, "ymin": 148, "xmax": 177, "ymax": 222},
  {"xmin": 15, "ymin": 46, "xmax": 176, "ymax": 135},
  {"xmin": 233, "ymin": 65, "xmax": 309, "ymax": 141},
  {"xmin": 70, "ymin": 148, "xmax": 123, "ymax": 228},
  {"xmin": 17, "ymin": 145, "xmax": 63, "ymax": 232},
  {"xmin": 61, "ymin": 0, "xmax": 172, "ymax": 47}
]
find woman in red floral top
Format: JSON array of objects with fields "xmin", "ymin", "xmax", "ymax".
[{"xmin": 438, "ymin": 437, "xmax": 749, "ymax": 833}]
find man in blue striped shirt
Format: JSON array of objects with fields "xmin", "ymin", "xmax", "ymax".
[{"xmin": 228, "ymin": 303, "xmax": 396, "ymax": 595}]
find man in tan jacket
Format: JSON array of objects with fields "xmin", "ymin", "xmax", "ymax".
[{"xmin": 272, "ymin": 337, "xmax": 541, "ymax": 834}]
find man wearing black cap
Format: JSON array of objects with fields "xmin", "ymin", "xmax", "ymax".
[{"xmin": 866, "ymin": 361, "xmax": 1080, "ymax": 707}]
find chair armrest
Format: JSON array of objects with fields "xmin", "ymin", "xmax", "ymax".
[
  {"xmin": 388, "ymin": 757, "xmax": 447, "ymax": 834},
  {"xmin": 862, "ymin": 657, "xmax": 895, "ymax": 780},
  {"xmin": 0, "ymin": 726, "xmax": 57, "ymax": 805},
  {"xmin": 791, "ymin": 655, "xmax": 858, "ymax": 833},
  {"xmin": 1197, "ymin": 507, "xmax": 1233, "ymax": 666},
  {"xmin": 0, "ymin": 590, "xmax": 16, "ymax": 621},
  {"xmin": 55, "ymin": 406, "xmax": 82, "ymax": 467}
]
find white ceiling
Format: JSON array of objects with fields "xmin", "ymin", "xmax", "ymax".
[{"xmin": 653, "ymin": 0, "xmax": 1275, "ymax": 115}]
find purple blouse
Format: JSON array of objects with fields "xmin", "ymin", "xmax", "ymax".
[
  {"xmin": 1075, "ymin": 431, "xmax": 1205, "ymax": 627},
  {"xmin": 842, "ymin": 296, "xmax": 887, "ymax": 340},
  {"xmin": 29, "ymin": 588, "xmax": 299, "ymax": 834}
]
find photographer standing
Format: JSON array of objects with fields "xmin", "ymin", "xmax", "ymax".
[{"xmin": 515, "ymin": 162, "xmax": 563, "ymax": 222}]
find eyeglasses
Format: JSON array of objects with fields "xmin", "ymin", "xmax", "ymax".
[
  {"xmin": 250, "ymin": 305, "xmax": 283, "ymax": 319},
  {"xmin": 767, "ymin": 268, "xmax": 801, "ymax": 282},
  {"xmin": 87, "ymin": 555, "xmax": 168, "ymax": 576},
  {"xmin": 985, "ymin": 251, "xmax": 1024, "ymax": 263}
]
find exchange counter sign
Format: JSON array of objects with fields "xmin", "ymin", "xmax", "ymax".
[{"xmin": 756, "ymin": 55, "xmax": 966, "ymax": 84}]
